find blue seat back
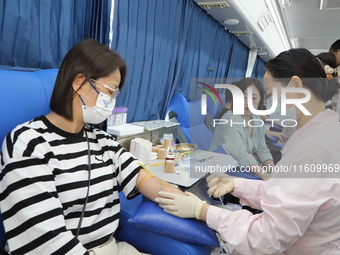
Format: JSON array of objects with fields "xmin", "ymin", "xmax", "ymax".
[
  {"xmin": 0, "ymin": 68, "xmax": 58, "ymax": 248},
  {"xmin": 167, "ymin": 94, "xmax": 213, "ymax": 150},
  {"xmin": 0, "ymin": 69, "xmax": 58, "ymax": 143},
  {"xmin": 215, "ymin": 93, "xmax": 226, "ymax": 118}
]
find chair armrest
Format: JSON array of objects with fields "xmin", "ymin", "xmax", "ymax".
[{"xmin": 115, "ymin": 192, "xmax": 212, "ymax": 255}]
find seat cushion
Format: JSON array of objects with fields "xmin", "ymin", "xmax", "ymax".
[
  {"xmin": 116, "ymin": 192, "xmax": 212, "ymax": 255},
  {"xmin": 128, "ymin": 197, "xmax": 219, "ymax": 247}
]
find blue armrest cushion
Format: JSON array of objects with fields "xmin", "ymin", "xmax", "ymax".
[
  {"xmin": 267, "ymin": 135, "xmax": 278, "ymax": 143},
  {"xmin": 116, "ymin": 193, "xmax": 212, "ymax": 255},
  {"xmin": 128, "ymin": 198, "xmax": 219, "ymax": 247}
]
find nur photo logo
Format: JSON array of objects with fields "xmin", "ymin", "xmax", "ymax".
[
  {"xmin": 197, "ymin": 82, "xmax": 223, "ymax": 115},
  {"xmin": 200, "ymin": 83, "xmax": 312, "ymax": 128}
]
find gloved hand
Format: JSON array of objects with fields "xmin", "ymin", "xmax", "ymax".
[
  {"xmin": 155, "ymin": 191, "xmax": 206, "ymax": 219},
  {"xmin": 207, "ymin": 173, "xmax": 235, "ymax": 198}
]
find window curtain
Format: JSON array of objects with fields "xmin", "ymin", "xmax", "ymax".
[
  {"xmin": 226, "ymin": 39, "xmax": 249, "ymax": 80},
  {"xmin": 112, "ymin": 0, "xmax": 184, "ymax": 122},
  {"xmin": 0, "ymin": 0, "xmax": 111, "ymax": 69},
  {"xmin": 175, "ymin": 6, "xmax": 237, "ymax": 101},
  {"xmin": 112, "ymin": 0, "xmax": 249, "ymax": 122},
  {"xmin": 251, "ymin": 56, "xmax": 266, "ymax": 78}
]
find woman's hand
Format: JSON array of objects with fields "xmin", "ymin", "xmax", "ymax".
[
  {"xmin": 275, "ymin": 132, "xmax": 288, "ymax": 143},
  {"xmin": 267, "ymin": 130, "xmax": 288, "ymax": 143}
]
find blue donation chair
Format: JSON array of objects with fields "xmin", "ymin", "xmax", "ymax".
[
  {"xmin": 0, "ymin": 68, "xmax": 212, "ymax": 255},
  {"xmin": 167, "ymin": 93, "xmax": 215, "ymax": 150}
]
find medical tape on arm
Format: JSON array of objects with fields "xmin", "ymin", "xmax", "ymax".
[{"xmin": 137, "ymin": 162, "xmax": 155, "ymax": 190}]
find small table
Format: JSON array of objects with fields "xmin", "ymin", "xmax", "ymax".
[
  {"xmin": 113, "ymin": 120, "xmax": 179, "ymax": 151},
  {"xmin": 146, "ymin": 150, "xmax": 238, "ymax": 188}
]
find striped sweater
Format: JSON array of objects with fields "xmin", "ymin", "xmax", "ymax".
[{"xmin": 0, "ymin": 116, "xmax": 141, "ymax": 254}]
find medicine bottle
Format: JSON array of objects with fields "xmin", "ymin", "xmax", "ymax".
[{"xmin": 164, "ymin": 146, "xmax": 175, "ymax": 173}]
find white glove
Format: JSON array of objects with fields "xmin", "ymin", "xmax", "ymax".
[
  {"xmin": 207, "ymin": 173, "xmax": 235, "ymax": 198},
  {"xmin": 155, "ymin": 191, "xmax": 206, "ymax": 219}
]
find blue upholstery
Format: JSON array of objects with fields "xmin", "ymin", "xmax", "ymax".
[
  {"xmin": 167, "ymin": 94, "xmax": 214, "ymax": 150},
  {"xmin": 0, "ymin": 69, "xmax": 212, "ymax": 254},
  {"xmin": 0, "ymin": 69, "xmax": 58, "ymax": 142},
  {"xmin": 206, "ymin": 93, "xmax": 220, "ymax": 119},
  {"xmin": 127, "ymin": 198, "xmax": 219, "ymax": 247},
  {"xmin": 0, "ymin": 69, "xmax": 59, "ymax": 249},
  {"xmin": 116, "ymin": 193, "xmax": 212, "ymax": 255},
  {"xmin": 208, "ymin": 93, "xmax": 226, "ymax": 119}
]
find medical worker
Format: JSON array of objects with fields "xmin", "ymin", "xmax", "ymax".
[{"xmin": 156, "ymin": 48, "xmax": 340, "ymax": 255}]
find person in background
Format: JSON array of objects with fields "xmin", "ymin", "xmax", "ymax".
[
  {"xmin": 0, "ymin": 39, "xmax": 184, "ymax": 255},
  {"xmin": 210, "ymin": 77, "xmax": 274, "ymax": 180},
  {"xmin": 156, "ymin": 48, "xmax": 340, "ymax": 255},
  {"xmin": 317, "ymin": 52, "xmax": 338, "ymax": 109},
  {"xmin": 329, "ymin": 39, "xmax": 340, "ymax": 66},
  {"xmin": 217, "ymin": 80, "xmax": 284, "ymax": 164},
  {"xmin": 215, "ymin": 81, "xmax": 237, "ymax": 119}
]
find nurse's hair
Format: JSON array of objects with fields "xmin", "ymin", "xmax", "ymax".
[
  {"xmin": 265, "ymin": 48, "xmax": 338, "ymax": 102},
  {"xmin": 316, "ymin": 52, "xmax": 337, "ymax": 69},
  {"xmin": 50, "ymin": 39, "xmax": 127, "ymax": 121}
]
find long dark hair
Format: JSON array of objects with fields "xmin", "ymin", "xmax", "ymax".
[{"xmin": 266, "ymin": 48, "xmax": 338, "ymax": 102}]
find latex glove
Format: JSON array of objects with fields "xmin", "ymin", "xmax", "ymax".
[
  {"xmin": 155, "ymin": 191, "xmax": 206, "ymax": 219},
  {"xmin": 207, "ymin": 173, "xmax": 235, "ymax": 198}
]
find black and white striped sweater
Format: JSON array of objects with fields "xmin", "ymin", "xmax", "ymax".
[{"xmin": 0, "ymin": 116, "xmax": 141, "ymax": 254}]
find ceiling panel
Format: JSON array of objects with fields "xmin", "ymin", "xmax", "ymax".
[{"xmin": 193, "ymin": 0, "xmax": 340, "ymax": 59}]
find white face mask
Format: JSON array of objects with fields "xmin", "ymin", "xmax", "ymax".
[{"xmin": 81, "ymin": 92, "xmax": 116, "ymax": 124}]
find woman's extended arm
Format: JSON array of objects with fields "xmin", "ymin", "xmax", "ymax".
[{"xmin": 136, "ymin": 166, "xmax": 185, "ymax": 201}]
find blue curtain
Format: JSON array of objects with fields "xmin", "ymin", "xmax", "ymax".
[
  {"xmin": 0, "ymin": 0, "xmax": 111, "ymax": 69},
  {"xmin": 112, "ymin": 0, "xmax": 249, "ymax": 122},
  {"xmin": 112, "ymin": 0, "xmax": 182, "ymax": 122},
  {"xmin": 175, "ymin": 4, "xmax": 237, "ymax": 100},
  {"xmin": 226, "ymin": 39, "xmax": 249, "ymax": 79},
  {"xmin": 251, "ymin": 56, "xmax": 266, "ymax": 78}
]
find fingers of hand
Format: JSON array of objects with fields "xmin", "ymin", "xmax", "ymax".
[
  {"xmin": 207, "ymin": 185, "xmax": 217, "ymax": 196},
  {"xmin": 207, "ymin": 177, "xmax": 219, "ymax": 187},
  {"xmin": 155, "ymin": 197, "xmax": 175, "ymax": 205},
  {"xmin": 208, "ymin": 185, "xmax": 223, "ymax": 198},
  {"xmin": 163, "ymin": 209, "xmax": 178, "ymax": 216},
  {"xmin": 185, "ymin": 191, "xmax": 198, "ymax": 200},
  {"xmin": 159, "ymin": 203, "xmax": 177, "ymax": 211},
  {"xmin": 214, "ymin": 188, "xmax": 223, "ymax": 198},
  {"xmin": 158, "ymin": 191, "xmax": 177, "ymax": 199},
  {"xmin": 206, "ymin": 173, "xmax": 217, "ymax": 182}
]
